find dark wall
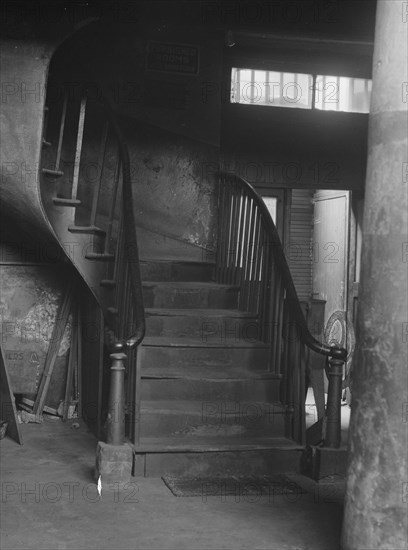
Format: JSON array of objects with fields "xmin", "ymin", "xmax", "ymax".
[
  {"xmin": 221, "ymin": 104, "xmax": 369, "ymax": 189},
  {"xmin": 46, "ymin": 19, "xmax": 223, "ymax": 259}
]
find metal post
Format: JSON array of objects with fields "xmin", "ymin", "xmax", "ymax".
[
  {"xmin": 324, "ymin": 357, "xmax": 344, "ymax": 448},
  {"xmin": 106, "ymin": 344, "xmax": 127, "ymax": 446}
]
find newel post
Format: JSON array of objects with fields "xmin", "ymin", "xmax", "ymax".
[
  {"xmin": 95, "ymin": 342, "xmax": 133, "ymax": 487},
  {"xmin": 324, "ymin": 355, "xmax": 344, "ymax": 448},
  {"xmin": 106, "ymin": 345, "xmax": 127, "ymax": 445}
]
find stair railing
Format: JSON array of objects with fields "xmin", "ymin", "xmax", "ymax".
[
  {"xmin": 96, "ymin": 96, "xmax": 146, "ymax": 445},
  {"xmin": 42, "ymin": 84, "xmax": 145, "ymax": 444},
  {"xmin": 216, "ymin": 172, "xmax": 347, "ymax": 446},
  {"xmin": 101, "ymin": 96, "xmax": 146, "ymax": 350}
]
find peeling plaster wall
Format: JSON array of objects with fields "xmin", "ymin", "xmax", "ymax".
[
  {"xmin": 0, "ymin": 240, "xmax": 72, "ymax": 409},
  {"xmin": 123, "ymin": 119, "xmax": 219, "ymax": 260}
]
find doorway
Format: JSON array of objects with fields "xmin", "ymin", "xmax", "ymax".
[{"xmin": 254, "ymin": 186, "xmax": 288, "ymax": 245}]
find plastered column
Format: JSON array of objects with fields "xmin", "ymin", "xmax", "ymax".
[{"xmin": 341, "ymin": 2, "xmax": 408, "ymax": 549}]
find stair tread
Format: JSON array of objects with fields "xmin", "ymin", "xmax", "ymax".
[
  {"xmin": 141, "ymin": 259, "xmax": 215, "ymax": 266},
  {"xmin": 142, "ymin": 367, "xmax": 279, "ymax": 380},
  {"xmin": 85, "ymin": 252, "xmax": 115, "ymax": 260},
  {"xmin": 42, "ymin": 168, "xmax": 64, "ymax": 177},
  {"xmin": 68, "ymin": 225, "xmax": 106, "ymax": 235},
  {"xmin": 53, "ymin": 198, "xmax": 81, "ymax": 206},
  {"xmin": 142, "ymin": 336, "xmax": 268, "ymax": 348},
  {"xmin": 140, "ymin": 400, "xmax": 285, "ymax": 414},
  {"xmin": 143, "ymin": 281, "xmax": 239, "ymax": 289},
  {"xmin": 100, "ymin": 279, "xmax": 116, "ymax": 286},
  {"xmin": 145, "ymin": 308, "xmax": 257, "ymax": 318},
  {"xmin": 133, "ymin": 436, "xmax": 301, "ymax": 453}
]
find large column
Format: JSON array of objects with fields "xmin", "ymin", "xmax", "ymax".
[{"xmin": 341, "ymin": 2, "xmax": 408, "ymax": 549}]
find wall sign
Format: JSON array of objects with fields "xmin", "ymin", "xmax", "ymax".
[{"xmin": 146, "ymin": 42, "xmax": 200, "ymax": 75}]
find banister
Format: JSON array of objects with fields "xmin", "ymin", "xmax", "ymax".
[
  {"xmin": 217, "ymin": 171, "xmax": 346, "ymax": 362},
  {"xmin": 101, "ymin": 96, "xmax": 145, "ymax": 350}
]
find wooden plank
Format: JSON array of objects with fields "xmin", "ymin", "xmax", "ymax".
[
  {"xmin": 62, "ymin": 303, "xmax": 77, "ymax": 421},
  {"xmin": 33, "ymin": 281, "xmax": 75, "ymax": 414},
  {"xmin": 75, "ymin": 302, "xmax": 82, "ymax": 418},
  {"xmin": 0, "ymin": 345, "xmax": 22, "ymax": 444}
]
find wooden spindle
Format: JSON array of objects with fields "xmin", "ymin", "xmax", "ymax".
[
  {"xmin": 71, "ymin": 96, "xmax": 87, "ymax": 201},
  {"xmin": 235, "ymin": 192, "xmax": 246, "ymax": 275},
  {"xmin": 291, "ymin": 321, "xmax": 301, "ymax": 441},
  {"xmin": 239, "ymin": 197, "xmax": 254, "ymax": 310},
  {"xmin": 90, "ymin": 121, "xmax": 109, "ymax": 227},
  {"xmin": 273, "ymin": 275, "xmax": 284, "ymax": 374},
  {"xmin": 258, "ymin": 227, "xmax": 271, "ymax": 340},
  {"xmin": 231, "ymin": 184, "xmax": 241, "ymax": 281},
  {"xmin": 112, "ymin": 214, "xmax": 124, "ymax": 283},
  {"xmin": 55, "ymin": 93, "xmax": 68, "ymax": 172},
  {"xmin": 248, "ymin": 209, "xmax": 262, "ymax": 314},
  {"xmin": 216, "ymin": 181, "xmax": 229, "ymax": 284},
  {"xmin": 104, "ymin": 155, "xmax": 122, "ymax": 255}
]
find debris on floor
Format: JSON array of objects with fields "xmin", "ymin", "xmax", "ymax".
[{"xmin": 17, "ymin": 410, "xmax": 43, "ymax": 424}]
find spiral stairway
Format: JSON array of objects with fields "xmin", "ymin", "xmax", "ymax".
[{"xmin": 35, "ymin": 83, "xmax": 304, "ymax": 477}]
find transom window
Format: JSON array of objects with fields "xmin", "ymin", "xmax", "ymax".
[{"xmin": 231, "ymin": 68, "xmax": 372, "ymax": 113}]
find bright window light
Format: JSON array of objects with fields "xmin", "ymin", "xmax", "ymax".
[
  {"xmin": 231, "ymin": 68, "xmax": 372, "ymax": 113},
  {"xmin": 315, "ymin": 75, "xmax": 372, "ymax": 113},
  {"xmin": 231, "ymin": 68, "xmax": 313, "ymax": 109}
]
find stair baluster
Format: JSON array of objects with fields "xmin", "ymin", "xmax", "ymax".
[
  {"xmin": 104, "ymin": 152, "xmax": 121, "ymax": 257},
  {"xmin": 71, "ymin": 96, "xmax": 87, "ymax": 201},
  {"xmin": 89, "ymin": 121, "xmax": 109, "ymax": 228},
  {"xmin": 55, "ymin": 92, "xmax": 68, "ymax": 173},
  {"xmin": 216, "ymin": 172, "xmax": 347, "ymax": 446}
]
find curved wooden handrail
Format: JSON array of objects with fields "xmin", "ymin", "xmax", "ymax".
[
  {"xmin": 217, "ymin": 171, "xmax": 346, "ymax": 362},
  {"xmin": 102, "ymin": 97, "xmax": 145, "ymax": 350}
]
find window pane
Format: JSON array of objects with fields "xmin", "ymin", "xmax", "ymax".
[
  {"xmin": 231, "ymin": 68, "xmax": 313, "ymax": 109},
  {"xmin": 315, "ymin": 75, "xmax": 372, "ymax": 113}
]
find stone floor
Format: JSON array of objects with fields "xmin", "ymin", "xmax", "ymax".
[{"xmin": 0, "ymin": 415, "xmax": 347, "ymax": 550}]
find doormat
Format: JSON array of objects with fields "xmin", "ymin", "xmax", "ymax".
[{"xmin": 161, "ymin": 474, "xmax": 306, "ymax": 498}]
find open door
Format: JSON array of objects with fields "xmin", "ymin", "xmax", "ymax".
[
  {"xmin": 312, "ymin": 190, "xmax": 350, "ymax": 320},
  {"xmin": 312, "ymin": 190, "xmax": 352, "ymax": 397}
]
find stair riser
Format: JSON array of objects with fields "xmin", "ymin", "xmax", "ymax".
[
  {"xmin": 141, "ymin": 379, "xmax": 280, "ymax": 402},
  {"xmin": 140, "ymin": 261, "xmax": 214, "ymax": 282},
  {"xmin": 145, "ymin": 314, "xmax": 260, "ymax": 341},
  {"xmin": 140, "ymin": 346, "xmax": 269, "ymax": 371},
  {"xmin": 134, "ymin": 449, "xmax": 303, "ymax": 477},
  {"xmin": 143, "ymin": 286, "xmax": 239, "ymax": 309},
  {"xmin": 139, "ymin": 409, "xmax": 286, "ymax": 438},
  {"xmin": 85, "ymin": 235, "xmax": 106, "ymax": 254},
  {"xmin": 66, "ymin": 231, "xmax": 105, "ymax": 254}
]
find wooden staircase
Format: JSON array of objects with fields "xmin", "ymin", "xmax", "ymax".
[
  {"xmin": 134, "ymin": 259, "xmax": 303, "ymax": 477},
  {"xmin": 34, "ymin": 70, "xmax": 346, "ymax": 478}
]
